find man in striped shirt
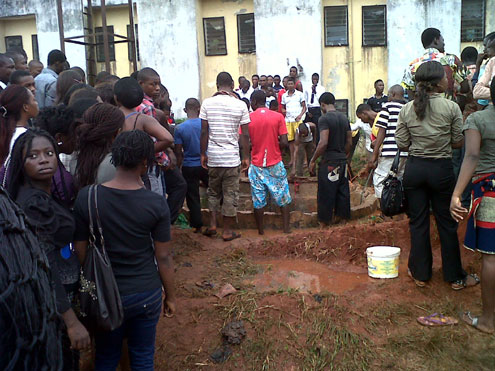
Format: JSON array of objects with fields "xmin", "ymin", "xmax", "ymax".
[
  {"xmin": 200, "ymin": 72, "xmax": 250, "ymax": 241},
  {"xmin": 367, "ymin": 85, "xmax": 408, "ymax": 199}
]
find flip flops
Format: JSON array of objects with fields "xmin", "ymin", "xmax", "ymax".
[
  {"xmin": 223, "ymin": 231, "xmax": 241, "ymax": 242},
  {"xmin": 202, "ymin": 228, "xmax": 217, "ymax": 237},
  {"xmin": 408, "ymin": 269, "xmax": 426, "ymax": 287},
  {"xmin": 460, "ymin": 311, "xmax": 495, "ymax": 334},
  {"xmin": 451, "ymin": 273, "xmax": 480, "ymax": 290},
  {"xmin": 417, "ymin": 313, "xmax": 458, "ymax": 327}
]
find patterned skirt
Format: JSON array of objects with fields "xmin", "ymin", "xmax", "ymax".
[{"xmin": 464, "ymin": 173, "xmax": 495, "ymax": 254}]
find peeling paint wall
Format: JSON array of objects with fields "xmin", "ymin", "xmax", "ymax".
[
  {"xmin": 254, "ymin": 0, "xmax": 322, "ymax": 93},
  {"xmin": 387, "ymin": 0, "xmax": 462, "ymax": 90},
  {"xmin": 0, "ymin": 16, "xmax": 38, "ymax": 60},
  {"xmin": 198, "ymin": 0, "xmax": 256, "ymax": 100},
  {"xmin": 136, "ymin": 0, "xmax": 200, "ymax": 118}
]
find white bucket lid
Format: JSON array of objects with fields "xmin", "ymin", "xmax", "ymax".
[{"xmin": 366, "ymin": 246, "xmax": 401, "ymax": 257}]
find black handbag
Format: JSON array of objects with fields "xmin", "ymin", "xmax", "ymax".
[
  {"xmin": 79, "ymin": 185, "xmax": 124, "ymax": 331},
  {"xmin": 380, "ymin": 151, "xmax": 407, "ymax": 216}
]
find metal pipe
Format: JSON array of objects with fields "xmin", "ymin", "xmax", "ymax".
[
  {"xmin": 101, "ymin": 0, "xmax": 111, "ymax": 72},
  {"xmin": 56, "ymin": 0, "xmax": 66, "ymax": 54},
  {"xmin": 128, "ymin": 0, "xmax": 138, "ymax": 72}
]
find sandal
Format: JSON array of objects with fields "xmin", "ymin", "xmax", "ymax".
[
  {"xmin": 223, "ymin": 231, "xmax": 241, "ymax": 242},
  {"xmin": 202, "ymin": 228, "xmax": 217, "ymax": 237},
  {"xmin": 451, "ymin": 273, "xmax": 480, "ymax": 290},
  {"xmin": 408, "ymin": 269, "xmax": 426, "ymax": 288},
  {"xmin": 417, "ymin": 313, "xmax": 458, "ymax": 326},
  {"xmin": 460, "ymin": 311, "xmax": 495, "ymax": 334}
]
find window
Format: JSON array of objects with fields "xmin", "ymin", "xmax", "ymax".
[
  {"xmin": 203, "ymin": 17, "xmax": 227, "ymax": 56},
  {"xmin": 95, "ymin": 26, "xmax": 115, "ymax": 62},
  {"xmin": 461, "ymin": 0, "xmax": 485, "ymax": 42},
  {"xmin": 335, "ymin": 99, "xmax": 349, "ymax": 118},
  {"xmin": 31, "ymin": 35, "xmax": 39, "ymax": 61},
  {"xmin": 324, "ymin": 6, "xmax": 348, "ymax": 46},
  {"xmin": 362, "ymin": 5, "xmax": 386, "ymax": 46},
  {"xmin": 5, "ymin": 35, "xmax": 23, "ymax": 51},
  {"xmin": 127, "ymin": 24, "xmax": 140, "ymax": 61},
  {"xmin": 237, "ymin": 13, "xmax": 255, "ymax": 53}
]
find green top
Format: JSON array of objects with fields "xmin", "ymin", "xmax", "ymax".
[
  {"xmin": 463, "ymin": 105, "xmax": 495, "ymax": 175},
  {"xmin": 395, "ymin": 93, "xmax": 463, "ymax": 159}
]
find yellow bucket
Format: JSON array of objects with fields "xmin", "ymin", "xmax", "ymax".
[{"xmin": 366, "ymin": 246, "xmax": 401, "ymax": 279}]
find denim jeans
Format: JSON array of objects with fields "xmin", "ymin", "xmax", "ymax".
[{"xmin": 95, "ymin": 288, "xmax": 162, "ymax": 371}]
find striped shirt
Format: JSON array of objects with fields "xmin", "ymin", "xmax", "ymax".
[
  {"xmin": 200, "ymin": 94, "xmax": 250, "ymax": 167},
  {"xmin": 375, "ymin": 101, "xmax": 407, "ymax": 158}
]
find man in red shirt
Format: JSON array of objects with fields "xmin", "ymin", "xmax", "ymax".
[
  {"xmin": 248, "ymin": 90, "xmax": 292, "ymax": 234},
  {"xmin": 277, "ymin": 76, "xmax": 288, "ymax": 114}
]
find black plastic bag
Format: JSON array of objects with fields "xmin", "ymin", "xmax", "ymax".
[{"xmin": 380, "ymin": 152, "xmax": 407, "ymax": 216}]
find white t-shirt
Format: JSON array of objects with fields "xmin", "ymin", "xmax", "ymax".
[
  {"xmin": 296, "ymin": 122, "xmax": 313, "ymax": 143},
  {"xmin": 282, "ymin": 90, "xmax": 305, "ymax": 122},
  {"xmin": 304, "ymin": 85, "xmax": 325, "ymax": 108},
  {"xmin": 199, "ymin": 94, "xmax": 250, "ymax": 167},
  {"xmin": 237, "ymin": 87, "xmax": 254, "ymax": 100},
  {"xmin": 350, "ymin": 119, "xmax": 372, "ymax": 152}
]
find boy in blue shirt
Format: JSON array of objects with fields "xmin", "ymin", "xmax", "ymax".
[{"xmin": 174, "ymin": 98, "xmax": 208, "ymax": 232}]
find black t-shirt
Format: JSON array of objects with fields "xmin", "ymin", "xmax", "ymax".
[
  {"xmin": 367, "ymin": 95, "xmax": 389, "ymax": 112},
  {"xmin": 74, "ymin": 185, "xmax": 171, "ymax": 296},
  {"xmin": 318, "ymin": 111, "xmax": 351, "ymax": 161}
]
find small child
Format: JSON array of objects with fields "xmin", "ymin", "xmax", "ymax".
[{"xmin": 292, "ymin": 122, "xmax": 316, "ymax": 177}]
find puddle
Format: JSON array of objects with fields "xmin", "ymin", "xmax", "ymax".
[{"xmin": 248, "ymin": 259, "xmax": 372, "ymax": 294}]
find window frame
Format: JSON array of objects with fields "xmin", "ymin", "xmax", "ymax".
[
  {"xmin": 461, "ymin": 0, "xmax": 485, "ymax": 42},
  {"xmin": 237, "ymin": 13, "xmax": 256, "ymax": 54},
  {"xmin": 31, "ymin": 34, "xmax": 39, "ymax": 61},
  {"xmin": 203, "ymin": 17, "xmax": 227, "ymax": 56},
  {"xmin": 362, "ymin": 5, "xmax": 387, "ymax": 47},
  {"xmin": 127, "ymin": 24, "xmax": 140, "ymax": 62},
  {"xmin": 95, "ymin": 25, "xmax": 116, "ymax": 63},
  {"xmin": 323, "ymin": 5, "xmax": 349, "ymax": 47},
  {"xmin": 335, "ymin": 99, "xmax": 349, "ymax": 118},
  {"xmin": 4, "ymin": 35, "xmax": 23, "ymax": 51}
]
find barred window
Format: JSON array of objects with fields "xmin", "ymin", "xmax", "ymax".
[
  {"xmin": 461, "ymin": 0, "xmax": 485, "ymax": 42},
  {"xmin": 362, "ymin": 5, "xmax": 386, "ymax": 47},
  {"xmin": 324, "ymin": 6, "xmax": 348, "ymax": 46},
  {"xmin": 203, "ymin": 17, "xmax": 227, "ymax": 56},
  {"xmin": 95, "ymin": 26, "xmax": 115, "ymax": 62},
  {"xmin": 127, "ymin": 24, "xmax": 140, "ymax": 61},
  {"xmin": 237, "ymin": 14, "xmax": 255, "ymax": 53},
  {"xmin": 335, "ymin": 99, "xmax": 349, "ymax": 118},
  {"xmin": 5, "ymin": 35, "xmax": 23, "ymax": 51},
  {"xmin": 31, "ymin": 35, "xmax": 39, "ymax": 61}
]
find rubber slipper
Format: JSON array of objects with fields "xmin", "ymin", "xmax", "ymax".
[
  {"xmin": 417, "ymin": 313, "xmax": 458, "ymax": 326},
  {"xmin": 452, "ymin": 273, "xmax": 480, "ymax": 290},
  {"xmin": 202, "ymin": 228, "xmax": 217, "ymax": 237},
  {"xmin": 460, "ymin": 311, "xmax": 495, "ymax": 334},
  {"xmin": 408, "ymin": 269, "xmax": 426, "ymax": 287},
  {"xmin": 223, "ymin": 231, "xmax": 241, "ymax": 242}
]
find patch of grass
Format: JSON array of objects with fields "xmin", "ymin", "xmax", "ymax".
[{"xmin": 214, "ymin": 248, "xmax": 261, "ymax": 287}]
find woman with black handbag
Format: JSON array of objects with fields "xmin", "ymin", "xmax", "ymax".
[
  {"xmin": 395, "ymin": 61, "xmax": 479, "ymax": 290},
  {"xmin": 74, "ymin": 130, "xmax": 176, "ymax": 370}
]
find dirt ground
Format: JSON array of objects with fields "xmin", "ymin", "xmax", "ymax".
[{"xmin": 145, "ymin": 214, "xmax": 495, "ymax": 371}]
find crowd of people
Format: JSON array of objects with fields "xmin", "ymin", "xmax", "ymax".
[{"xmin": 0, "ymin": 25, "xmax": 494, "ymax": 370}]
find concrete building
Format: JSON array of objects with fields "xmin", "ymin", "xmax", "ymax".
[{"xmin": 0, "ymin": 0, "xmax": 493, "ymax": 118}]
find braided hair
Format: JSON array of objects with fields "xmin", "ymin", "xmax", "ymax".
[
  {"xmin": 413, "ymin": 61, "xmax": 445, "ymax": 121},
  {"xmin": 75, "ymin": 103, "xmax": 124, "ymax": 187},
  {"xmin": 111, "ymin": 130, "xmax": 154, "ymax": 170},
  {"xmin": 0, "ymin": 85, "xmax": 31, "ymax": 164},
  {"xmin": 6, "ymin": 128, "xmax": 61, "ymax": 201}
]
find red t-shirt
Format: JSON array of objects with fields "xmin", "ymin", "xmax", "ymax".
[
  {"xmin": 249, "ymin": 108, "xmax": 288, "ymax": 167},
  {"xmin": 277, "ymin": 89, "xmax": 286, "ymax": 115}
]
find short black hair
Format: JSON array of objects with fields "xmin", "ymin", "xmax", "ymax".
[
  {"xmin": 298, "ymin": 122, "xmax": 308, "ymax": 133},
  {"xmin": 0, "ymin": 54, "xmax": 13, "ymax": 67},
  {"xmin": 312, "ymin": 73, "xmax": 319, "ymax": 78},
  {"xmin": 356, "ymin": 103, "xmax": 372, "ymax": 115},
  {"xmin": 241, "ymin": 98, "xmax": 250, "ymax": 110},
  {"xmin": 96, "ymin": 71, "xmax": 111, "ymax": 84},
  {"xmin": 63, "ymin": 83, "xmax": 95, "ymax": 106},
  {"xmin": 461, "ymin": 46, "xmax": 478, "ymax": 64},
  {"xmin": 95, "ymin": 83, "xmax": 117, "ymax": 105},
  {"xmin": 252, "ymin": 74, "xmax": 259, "ymax": 79},
  {"xmin": 260, "ymin": 74, "xmax": 267, "ymax": 79},
  {"xmin": 267, "ymin": 75, "xmax": 273, "ymax": 78},
  {"xmin": 47, "ymin": 49, "xmax": 66, "ymax": 66},
  {"xmin": 290, "ymin": 66, "xmax": 297, "ymax": 71},
  {"xmin": 274, "ymin": 74, "xmax": 281, "ymax": 79},
  {"xmin": 421, "ymin": 28, "xmax": 441, "ymax": 48},
  {"xmin": 287, "ymin": 77, "xmax": 296, "ymax": 83},
  {"xmin": 9, "ymin": 70, "xmax": 31, "ymax": 85},
  {"xmin": 114, "ymin": 77, "xmax": 144, "ymax": 108},
  {"xmin": 130, "ymin": 70, "xmax": 139, "ymax": 80},
  {"xmin": 137, "ymin": 67, "xmax": 159, "ymax": 82},
  {"xmin": 35, "ymin": 105, "xmax": 75, "ymax": 137},
  {"xmin": 319, "ymin": 92, "xmax": 335, "ymax": 105},
  {"xmin": 185, "ymin": 97, "xmax": 200, "ymax": 110},
  {"xmin": 69, "ymin": 98, "xmax": 98, "ymax": 118},
  {"xmin": 6, "ymin": 47, "xmax": 27, "ymax": 59},
  {"xmin": 238, "ymin": 75, "xmax": 246, "ymax": 83},
  {"xmin": 216, "ymin": 71, "xmax": 233, "ymax": 87},
  {"xmin": 111, "ymin": 130, "xmax": 154, "ymax": 169},
  {"xmin": 251, "ymin": 89, "xmax": 266, "ymax": 104},
  {"xmin": 269, "ymin": 99, "xmax": 278, "ymax": 110},
  {"xmin": 374, "ymin": 79, "xmax": 384, "ymax": 85}
]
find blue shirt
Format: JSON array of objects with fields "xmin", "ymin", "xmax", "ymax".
[
  {"xmin": 174, "ymin": 118, "xmax": 201, "ymax": 167},
  {"xmin": 35, "ymin": 68, "xmax": 58, "ymax": 109}
]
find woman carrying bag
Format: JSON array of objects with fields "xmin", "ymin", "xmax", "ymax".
[
  {"xmin": 74, "ymin": 130, "xmax": 176, "ymax": 370},
  {"xmin": 395, "ymin": 61, "xmax": 479, "ymax": 290}
]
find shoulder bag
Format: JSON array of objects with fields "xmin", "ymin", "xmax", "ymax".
[
  {"xmin": 380, "ymin": 151, "xmax": 407, "ymax": 217},
  {"xmin": 79, "ymin": 184, "xmax": 124, "ymax": 331}
]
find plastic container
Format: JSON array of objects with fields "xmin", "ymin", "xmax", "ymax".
[{"xmin": 366, "ymin": 246, "xmax": 401, "ymax": 279}]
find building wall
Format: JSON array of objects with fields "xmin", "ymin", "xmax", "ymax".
[
  {"xmin": 460, "ymin": 0, "xmax": 495, "ymax": 53},
  {"xmin": 322, "ymin": 0, "xmax": 387, "ymax": 117},
  {"xmin": 198, "ymin": 0, "xmax": 256, "ymax": 99},
  {"xmin": 92, "ymin": 4, "xmax": 139, "ymax": 77},
  {"xmin": 0, "ymin": 16, "xmax": 38, "ymax": 61},
  {"xmin": 255, "ymin": 0, "xmax": 322, "ymax": 95}
]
